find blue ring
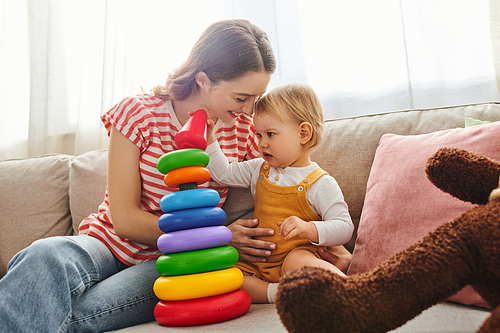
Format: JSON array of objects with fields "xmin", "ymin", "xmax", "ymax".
[
  {"xmin": 158, "ymin": 207, "xmax": 226, "ymax": 233},
  {"xmin": 160, "ymin": 188, "xmax": 220, "ymax": 213}
]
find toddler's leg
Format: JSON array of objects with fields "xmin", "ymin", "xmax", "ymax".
[
  {"xmin": 240, "ymin": 273, "xmax": 270, "ymax": 304},
  {"xmin": 283, "ymin": 249, "xmax": 346, "ymax": 277}
]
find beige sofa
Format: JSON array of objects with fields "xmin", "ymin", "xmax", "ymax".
[{"xmin": 1, "ymin": 102, "xmax": 498, "ymax": 332}]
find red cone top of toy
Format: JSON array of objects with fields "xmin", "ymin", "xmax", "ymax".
[{"xmin": 175, "ymin": 109, "xmax": 208, "ymax": 151}]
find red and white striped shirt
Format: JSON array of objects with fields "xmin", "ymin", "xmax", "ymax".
[{"xmin": 79, "ymin": 93, "xmax": 259, "ymax": 266}]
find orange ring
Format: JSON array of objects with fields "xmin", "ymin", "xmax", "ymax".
[{"xmin": 164, "ymin": 166, "xmax": 211, "ymax": 188}]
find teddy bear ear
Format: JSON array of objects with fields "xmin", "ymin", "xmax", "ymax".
[{"xmin": 425, "ymin": 147, "xmax": 500, "ymax": 205}]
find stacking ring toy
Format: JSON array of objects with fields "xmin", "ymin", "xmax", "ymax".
[
  {"xmin": 163, "ymin": 166, "xmax": 211, "ymax": 188},
  {"xmin": 156, "ymin": 149, "xmax": 209, "ymax": 175},
  {"xmin": 157, "ymin": 226, "xmax": 232, "ymax": 254},
  {"xmin": 154, "ymin": 289, "xmax": 251, "ymax": 327},
  {"xmin": 153, "ymin": 267, "xmax": 244, "ymax": 301},
  {"xmin": 175, "ymin": 109, "xmax": 208, "ymax": 151},
  {"xmin": 160, "ymin": 188, "xmax": 220, "ymax": 213},
  {"xmin": 158, "ymin": 207, "xmax": 226, "ymax": 233},
  {"xmin": 156, "ymin": 246, "xmax": 239, "ymax": 276}
]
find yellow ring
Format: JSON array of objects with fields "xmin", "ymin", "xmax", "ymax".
[{"xmin": 154, "ymin": 267, "xmax": 244, "ymax": 301}]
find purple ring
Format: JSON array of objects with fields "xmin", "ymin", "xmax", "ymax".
[{"xmin": 157, "ymin": 226, "xmax": 232, "ymax": 254}]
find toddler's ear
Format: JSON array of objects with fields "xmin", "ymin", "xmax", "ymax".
[{"xmin": 299, "ymin": 122, "xmax": 313, "ymax": 144}]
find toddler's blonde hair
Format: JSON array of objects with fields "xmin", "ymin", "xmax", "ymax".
[{"xmin": 255, "ymin": 83, "xmax": 325, "ymax": 149}]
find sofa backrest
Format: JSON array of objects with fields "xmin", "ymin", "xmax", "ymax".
[
  {"xmin": 311, "ymin": 102, "xmax": 500, "ymax": 251},
  {"xmin": 1, "ymin": 102, "xmax": 499, "ymax": 278},
  {"xmin": 69, "ymin": 149, "xmax": 108, "ymax": 232}
]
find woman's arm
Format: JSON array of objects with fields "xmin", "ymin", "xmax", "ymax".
[{"xmin": 107, "ymin": 126, "xmax": 163, "ymax": 245}]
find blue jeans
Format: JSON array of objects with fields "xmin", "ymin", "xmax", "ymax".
[{"xmin": 0, "ymin": 235, "xmax": 160, "ymax": 332}]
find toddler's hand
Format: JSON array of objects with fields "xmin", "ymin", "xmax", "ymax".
[
  {"xmin": 206, "ymin": 117, "xmax": 216, "ymax": 145},
  {"xmin": 277, "ymin": 216, "xmax": 319, "ymax": 243}
]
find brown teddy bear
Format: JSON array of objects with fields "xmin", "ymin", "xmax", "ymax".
[{"xmin": 275, "ymin": 147, "xmax": 500, "ymax": 333}]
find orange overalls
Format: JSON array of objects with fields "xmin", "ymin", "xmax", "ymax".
[{"xmin": 235, "ymin": 162, "xmax": 328, "ymax": 283}]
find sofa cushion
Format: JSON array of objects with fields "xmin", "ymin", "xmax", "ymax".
[
  {"xmin": 312, "ymin": 102, "xmax": 500, "ymax": 252},
  {"xmin": 69, "ymin": 150, "xmax": 108, "ymax": 233},
  {"xmin": 222, "ymin": 187, "xmax": 255, "ymax": 225},
  {"xmin": 348, "ymin": 121, "xmax": 500, "ymax": 308},
  {"xmin": 0, "ymin": 154, "xmax": 74, "ymax": 277}
]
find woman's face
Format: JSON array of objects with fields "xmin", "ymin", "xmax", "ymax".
[{"xmin": 202, "ymin": 71, "xmax": 271, "ymax": 124}]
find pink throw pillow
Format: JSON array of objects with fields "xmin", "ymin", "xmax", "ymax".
[{"xmin": 348, "ymin": 121, "xmax": 500, "ymax": 308}]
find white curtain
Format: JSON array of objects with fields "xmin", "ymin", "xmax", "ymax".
[
  {"xmin": 492, "ymin": 0, "xmax": 500, "ymax": 89},
  {"xmin": 1, "ymin": 0, "xmax": 499, "ymax": 160}
]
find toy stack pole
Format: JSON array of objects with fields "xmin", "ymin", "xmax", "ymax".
[{"xmin": 153, "ymin": 110, "xmax": 251, "ymax": 327}]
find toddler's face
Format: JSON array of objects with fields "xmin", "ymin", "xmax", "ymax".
[{"xmin": 254, "ymin": 112, "xmax": 308, "ymax": 168}]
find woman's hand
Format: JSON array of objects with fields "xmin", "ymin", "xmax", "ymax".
[
  {"xmin": 317, "ymin": 246, "xmax": 352, "ymax": 274},
  {"xmin": 277, "ymin": 216, "xmax": 319, "ymax": 243},
  {"xmin": 228, "ymin": 219, "xmax": 276, "ymax": 262}
]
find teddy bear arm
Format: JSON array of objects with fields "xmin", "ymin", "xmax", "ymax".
[{"xmin": 425, "ymin": 147, "xmax": 500, "ymax": 205}]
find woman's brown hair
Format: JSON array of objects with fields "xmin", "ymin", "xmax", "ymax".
[{"xmin": 153, "ymin": 19, "xmax": 276, "ymax": 101}]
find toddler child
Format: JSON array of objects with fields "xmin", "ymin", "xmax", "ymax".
[{"xmin": 206, "ymin": 83, "xmax": 354, "ymax": 303}]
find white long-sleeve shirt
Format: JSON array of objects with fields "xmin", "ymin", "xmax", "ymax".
[{"xmin": 206, "ymin": 141, "xmax": 354, "ymax": 246}]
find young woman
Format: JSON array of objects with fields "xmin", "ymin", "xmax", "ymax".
[{"xmin": 0, "ymin": 19, "xmax": 278, "ymax": 332}]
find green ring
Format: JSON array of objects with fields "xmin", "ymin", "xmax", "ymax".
[
  {"xmin": 156, "ymin": 246, "xmax": 239, "ymax": 276},
  {"xmin": 157, "ymin": 149, "xmax": 209, "ymax": 174}
]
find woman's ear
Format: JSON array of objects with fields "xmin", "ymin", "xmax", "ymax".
[
  {"xmin": 195, "ymin": 71, "xmax": 212, "ymax": 92},
  {"xmin": 299, "ymin": 122, "xmax": 313, "ymax": 145}
]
